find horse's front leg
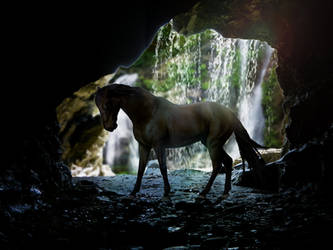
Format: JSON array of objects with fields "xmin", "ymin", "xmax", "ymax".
[
  {"xmin": 154, "ymin": 146, "xmax": 170, "ymax": 197},
  {"xmin": 130, "ymin": 143, "xmax": 151, "ymax": 196}
]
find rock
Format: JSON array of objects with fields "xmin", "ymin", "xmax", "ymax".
[
  {"xmin": 233, "ymin": 161, "xmax": 281, "ymax": 192},
  {"xmin": 259, "ymin": 148, "xmax": 282, "ymax": 163},
  {"xmin": 233, "ymin": 148, "xmax": 282, "ymax": 166},
  {"xmin": 164, "ymin": 246, "xmax": 190, "ymax": 250},
  {"xmin": 201, "ymin": 236, "xmax": 229, "ymax": 249},
  {"xmin": 56, "ymin": 75, "xmax": 113, "ymax": 176}
]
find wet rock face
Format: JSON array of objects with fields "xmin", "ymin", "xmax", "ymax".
[
  {"xmin": 281, "ymin": 125, "xmax": 333, "ymax": 189},
  {"xmin": 0, "ymin": 120, "xmax": 72, "ymax": 215}
]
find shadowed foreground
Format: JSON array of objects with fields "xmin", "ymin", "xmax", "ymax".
[{"xmin": 2, "ymin": 166, "xmax": 332, "ymax": 249}]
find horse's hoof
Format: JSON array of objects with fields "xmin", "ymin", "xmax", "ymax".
[
  {"xmin": 214, "ymin": 194, "xmax": 229, "ymax": 204},
  {"xmin": 129, "ymin": 193, "xmax": 136, "ymax": 199},
  {"xmin": 198, "ymin": 194, "xmax": 206, "ymax": 199},
  {"xmin": 161, "ymin": 195, "xmax": 171, "ymax": 202},
  {"xmin": 221, "ymin": 193, "xmax": 229, "ymax": 199},
  {"xmin": 195, "ymin": 194, "xmax": 206, "ymax": 203}
]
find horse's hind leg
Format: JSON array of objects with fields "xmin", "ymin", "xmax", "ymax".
[
  {"xmin": 221, "ymin": 149, "xmax": 232, "ymax": 195},
  {"xmin": 199, "ymin": 143, "xmax": 223, "ymax": 197},
  {"xmin": 155, "ymin": 146, "xmax": 170, "ymax": 197}
]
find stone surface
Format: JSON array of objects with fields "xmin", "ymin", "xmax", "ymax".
[{"xmin": 1, "ymin": 168, "xmax": 332, "ymax": 249}]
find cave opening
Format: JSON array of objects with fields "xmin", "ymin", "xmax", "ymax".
[{"xmin": 57, "ymin": 21, "xmax": 284, "ymax": 179}]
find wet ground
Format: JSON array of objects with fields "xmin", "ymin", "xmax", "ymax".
[{"xmin": 2, "ymin": 167, "xmax": 333, "ymax": 249}]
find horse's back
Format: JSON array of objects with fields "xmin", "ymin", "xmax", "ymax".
[
  {"xmin": 151, "ymin": 100, "xmax": 235, "ymax": 147},
  {"xmin": 198, "ymin": 102, "xmax": 235, "ymax": 140},
  {"xmin": 183, "ymin": 101, "xmax": 234, "ymax": 122}
]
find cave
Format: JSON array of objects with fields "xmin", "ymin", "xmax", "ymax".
[{"xmin": 2, "ymin": 1, "xmax": 333, "ymax": 249}]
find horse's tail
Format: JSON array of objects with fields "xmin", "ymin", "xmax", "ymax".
[{"xmin": 233, "ymin": 116, "xmax": 266, "ymax": 187}]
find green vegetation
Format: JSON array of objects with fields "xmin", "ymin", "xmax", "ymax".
[
  {"xmin": 262, "ymin": 67, "xmax": 284, "ymax": 147},
  {"xmin": 111, "ymin": 165, "xmax": 136, "ymax": 175}
]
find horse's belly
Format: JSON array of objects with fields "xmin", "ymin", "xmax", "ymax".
[
  {"xmin": 166, "ymin": 112, "xmax": 208, "ymax": 147},
  {"xmin": 164, "ymin": 131, "xmax": 205, "ymax": 148}
]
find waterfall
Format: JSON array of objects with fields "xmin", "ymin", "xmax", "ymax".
[
  {"xmin": 153, "ymin": 23, "xmax": 274, "ymax": 170},
  {"xmin": 227, "ymin": 42, "xmax": 274, "ymax": 158},
  {"xmin": 103, "ymin": 73, "xmax": 139, "ymax": 173}
]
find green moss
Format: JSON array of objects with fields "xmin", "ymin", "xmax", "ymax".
[
  {"xmin": 229, "ymin": 49, "xmax": 242, "ymax": 89},
  {"xmin": 201, "ymin": 81, "xmax": 210, "ymax": 90},
  {"xmin": 112, "ymin": 165, "xmax": 136, "ymax": 175},
  {"xmin": 262, "ymin": 67, "xmax": 283, "ymax": 147},
  {"xmin": 131, "ymin": 47, "xmax": 155, "ymax": 69}
]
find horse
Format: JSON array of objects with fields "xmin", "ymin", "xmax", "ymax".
[{"xmin": 95, "ymin": 83, "xmax": 266, "ymax": 199}]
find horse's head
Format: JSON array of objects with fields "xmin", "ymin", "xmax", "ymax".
[{"xmin": 95, "ymin": 86, "xmax": 121, "ymax": 132}]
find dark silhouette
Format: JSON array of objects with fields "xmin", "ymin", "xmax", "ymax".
[{"xmin": 96, "ymin": 84, "xmax": 266, "ymax": 199}]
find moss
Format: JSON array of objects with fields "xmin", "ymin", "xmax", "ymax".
[
  {"xmin": 112, "ymin": 165, "xmax": 136, "ymax": 175},
  {"xmin": 131, "ymin": 46, "xmax": 156, "ymax": 70},
  {"xmin": 244, "ymin": 22, "xmax": 276, "ymax": 45},
  {"xmin": 229, "ymin": 48, "xmax": 242, "ymax": 89},
  {"xmin": 262, "ymin": 67, "xmax": 284, "ymax": 147}
]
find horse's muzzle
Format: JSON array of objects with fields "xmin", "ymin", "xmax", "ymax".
[{"xmin": 105, "ymin": 123, "xmax": 118, "ymax": 132}]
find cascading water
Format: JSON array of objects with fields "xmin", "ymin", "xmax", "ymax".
[
  {"xmin": 153, "ymin": 22, "xmax": 275, "ymax": 170},
  {"xmin": 103, "ymin": 73, "xmax": 139, "ymax": 173},
  {"xmin": 227, "ymin": 40, "xmax": 274, "ymax": 158}
]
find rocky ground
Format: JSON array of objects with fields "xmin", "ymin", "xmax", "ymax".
[{"xmin": 2, "ymin": 166, "xmax": 333, "ymax": 249}]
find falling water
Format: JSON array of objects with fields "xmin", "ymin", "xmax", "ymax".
[
  {"xmin": 104, "ymin": 73, "xmax": 139, "ymax": 173},
  {"xmin": 227, "ymin": 41, "xmax": 274, "ymax": 158},
  {"xmin": 153, "ymin": 23, "xmax": 274, "ymax": 170}
]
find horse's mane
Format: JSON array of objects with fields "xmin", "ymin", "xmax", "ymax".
[{"xmin": 106, "ymin": 83, "xmax": 154, "ymax": 99}]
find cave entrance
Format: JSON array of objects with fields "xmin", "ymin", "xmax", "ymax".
[{"xmin": 56, "ymin": 22, "xmax": 284, "ymax": 178}]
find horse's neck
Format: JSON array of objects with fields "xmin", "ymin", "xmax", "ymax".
[{"xmin": 120, "ymin": 93, "xmax": 155, "ymax": 127}]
